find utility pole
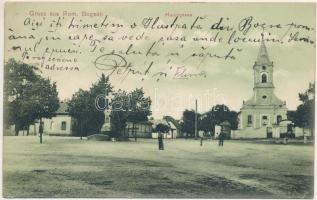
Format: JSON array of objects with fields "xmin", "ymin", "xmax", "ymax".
[{"xmin": 195, "ymin": 99, "xmax": 198, "ymax": 140}]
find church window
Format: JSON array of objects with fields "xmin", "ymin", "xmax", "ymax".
[
  {"xmin": 262, "ymin": 66, "xmax": 266, "ymax": 70},
  {"xmin": 262, "ymin": 95, "xmax": 267, "ymax": 99},
  {"xmin": 261, "ymin": 73, "xmax": 267, "ymax": 83},
  {"xmin": 247, "ymin": 115, "xmax": 252, "ymax": 125},
  {"xmin": 262, "ymin": 116, "xmax": 268, "ymax": 120},
  {"xmin": 277, "ymin": 115, "xmax": 282, "ymax": 123},
  {"xmin": 61, "ymin": 121, "xmax": 67, "ymax": 130}
]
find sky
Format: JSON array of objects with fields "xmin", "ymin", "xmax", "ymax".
[{"xmin": 4, "ymin": 2, "xmax": 316, "ymax": 119}]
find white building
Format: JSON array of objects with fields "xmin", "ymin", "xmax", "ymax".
[
  {"xmin": 28, "ymin": 102, "xmax": 73, "ymax": 136},
  {"xmin": 233, "ymin": 38, "xmax": 288, "ymax": 138},
  {"xmin": 4, "ymin": 102, "xmax": 73, "ymax": 136}
]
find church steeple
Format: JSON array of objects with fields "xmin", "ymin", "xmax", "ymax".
[
  {"xmin": 255, "ymin": 34, "xmax": 272, "ymax": 66},
  {"xmin": 253, "ymin": 34, "xmax": 274, "ymax": 90}
]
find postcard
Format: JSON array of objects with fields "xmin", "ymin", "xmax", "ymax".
[{"xmin": 3, "ymin": 2, "xmax": 315, "ymax": 198}]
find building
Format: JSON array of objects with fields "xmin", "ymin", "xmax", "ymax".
[
  {"xmin": 151, "ymin": 118, "xmax": 178, "ymax": 139},
  {"xmin": 31, "ymin": 102, "xmax": 73, "ymax": 136},
  {"xmin": 233, "ymin": 38, "xmax": 288, "ymax": 138},
  {"xmin": 126, "ymin": 121, "xmax": 153, "ymax": 138},
  {"xmin": 5, "ymin": 102, "xmax": 73, "ymax": 136}
]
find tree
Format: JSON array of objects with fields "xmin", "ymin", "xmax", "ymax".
[
  {"xmin": 154, "ymin": 123, "xmax": 170, "ymax": 134},
  {"xmin": 67, "ymin": 73, "xmax": 113, "ymax": 138},
  {"xmin": 126, "ymin": 88, "xmax": 152, "ymax": 141},
  {"xmin": 109, "ymin": 90, "xmax": 130, "ymax": 138},
  {"xmin": 67, "ymin": 89, "xmax": 91, "ymax": 138},
  {"xmin": 88, "ymin": 74, "xmax": 113, "ymax": 133},
  {"xmin": 179, "ymin": 104, "xmax": 238, "ymax": 138},
  {"xmin": 180, "ymin": 109, "xmax": 198, "ymax": 138},
  {"xmin": 4, "ymin": 59, "xmax": 59, "ymax": 140},
  {"xmin": 206, "ymin": 104, "xmax": 238, "ymax": 135},
  {"xmin": 293, "ymin": 83, "xmax": 315, "ymax": 137},
  {"xmin": 31, "ymin": 77, "xmax": 59, "ymax": 142},
  {"xmin": 198, "ymin": 115, "xmax": 213, "ymax": 135}
]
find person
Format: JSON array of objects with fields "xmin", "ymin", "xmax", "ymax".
[
  {"xmin": 158, "ymin": 132, "xmax": 164, "ymax": 150},
  {"xmin": 218, "ymin": 131, "xmax": 224, "ymax": 147}
]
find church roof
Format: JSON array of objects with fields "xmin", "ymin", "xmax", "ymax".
[{"xmin": 256, "ymin": 36, "xmax": 272, "ymax": 66}]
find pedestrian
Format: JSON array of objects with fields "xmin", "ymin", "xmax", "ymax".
[
  {"xmin": 158, "ymin": 133, "xmax": 164, "ymax": 150},
  {"xmin": 218, "ymin": 132, "xmax": 224, "ymax": 147}
]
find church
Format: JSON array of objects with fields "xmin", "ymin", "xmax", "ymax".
[{"xmin": 233, "ymin": 38, "xmax": 288, "ymax": 138}]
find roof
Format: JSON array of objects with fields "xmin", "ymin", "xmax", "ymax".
[
  {"xmin": 151, "ymin": 119, "xmax": 177, "ymax": 129},
  {"xmin": 256, "ymin": 36, "xmax": 272, "ymax": 66},
  {"xmin": 126, "ymin": 121, "xmax": 153, "ymax": 125},
  {"xmin": 56, "ymin": 102, "xmax": 68, "ymax": 114}
]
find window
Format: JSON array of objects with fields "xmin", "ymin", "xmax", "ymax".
[
  {"xmin": 61, "ymin": 121, "xmax": 67, "ymax": 130},
  {"xmin": 262, "ymin": 66, "xmax": 266, "ymax": 70},
  {"xmin": 261, "ymin": 74, "xmax": 267, "ymax": 83},
  {"xmin": 277, "ymin": 115, "xmax": 281, "ymax": 123},
  {"xmin": 247, "ymin": 115, "xmax": 252, "ymax": 125},
  {"xmin": 262, "ymin": 95, "xmax": 267, "ymax": 99},
  {"xmin": 262, "ymin": 116, "xmax": 268, "ymax": 120}
]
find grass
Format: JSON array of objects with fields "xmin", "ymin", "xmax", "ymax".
[{"xmin": 3, "ymin": 136, "xmax": 314, "ymax": 198}]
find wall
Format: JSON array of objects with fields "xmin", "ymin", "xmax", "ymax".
[
  {"xmin": 126, "ymin": 123, "xmax": 152, "ymax": 138},
  {"xmin": 152, "ymin": 129, "xmax": 177, "ymax": 139},
  {"xmin": 231, "ymin": 127, "xmax": 267, "ymax": 139},
  {"xmin": 239, "ymin": 107, "xmax": 287, "ymax": 130},
  {"xmin": 28, "ymin": 115, "xmax": 73, "ymax": 136}
]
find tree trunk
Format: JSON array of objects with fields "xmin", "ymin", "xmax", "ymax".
[
  {"xmin": 26, "ymin": 125, "xmax": 30, "ymax": 136},
  {"xmin": 80, "ymin": 121, "xmax": 83, "ymax": 140},
  {"xmin": 15, "ymin": 124, "xmax": 19, "ymax": 136},
  {"xmin": 133, "ymin": 123, "xmax": 137, "ymax": 142},
  {"xmin": 39, "ymin": 118, "xmax": 43, "ymax": 144}
]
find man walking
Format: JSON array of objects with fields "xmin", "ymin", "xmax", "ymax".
[
  {"xmin": 218, "ymin": 131, "xmax": 225, "ymax": 147},
  {"xmin": 158, "ymin": 133, "xmax": 164, "ymax": 150}
]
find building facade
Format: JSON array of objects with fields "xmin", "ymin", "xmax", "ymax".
[
  {"xmin": 5, "ymin": 102, "xmax": 73, "ymax": 136},
  {"xmin": 151, "ymin": 118, "xmax": 178, "ymax": 139},
  {"xmin": 31, "ymin": 102, "xmax": 73, "ymax": 136},
  {"xmin": 236, "ymin": 39, "xmax": 287, "ymax": 138},
  {"xmin": 126, "ymin": 121, "xmax": 153, "ymax": 138}
]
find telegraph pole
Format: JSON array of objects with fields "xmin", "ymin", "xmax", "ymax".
[{"xmin": 195, "ymin": 99, "xmax": 198, "ymax": 140}]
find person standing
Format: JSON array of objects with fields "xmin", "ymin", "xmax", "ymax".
[
  {"xmin": 158, "ymin": 132, "xmax": 164, "ymax": 150},
  {"xmin": 218, "ymin": 132, "xmax": 224, "ymax": 147}
]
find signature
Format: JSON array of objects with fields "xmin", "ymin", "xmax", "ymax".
[
  {"xmin": 93, "ymin": 53, "xmax": 207, "ymax": 82},
  {"xmin": 93, "ymin": 53, "xmax": 152, "ymax": 81}
]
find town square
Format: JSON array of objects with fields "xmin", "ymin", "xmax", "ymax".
[{"xmin": 3, "ymin": 2, "xmax": 315, "ymax": 199}]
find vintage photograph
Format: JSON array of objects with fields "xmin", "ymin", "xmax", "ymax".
[{"xmin": 3, "ymin": 2, "xmax": 315, "ymax": 198}]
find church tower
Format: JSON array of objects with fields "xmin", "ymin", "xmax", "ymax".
[
  {"xmin": 238, "ymin": 36, "xmax": 287, "ymax": 134},
  {"xmin": 253, "ymin": 39, "xmax": 275, "ymax": 105}
]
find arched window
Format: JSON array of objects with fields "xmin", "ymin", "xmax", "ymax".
[
  {"xmin": 261, "ymin": 73, "xmax": 267, "ymax": 83},
  {"xmin": 247, "ymin": 115, "xmax": 252, "ymax": 125},
  {"xmin": 277, "ymin": 115, "xmax": 282, "ymax": 124}
]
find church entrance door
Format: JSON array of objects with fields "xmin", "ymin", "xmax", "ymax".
[{"xmin": 267, "ymin": 127, "xmax": 272, "ymax": 138}]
